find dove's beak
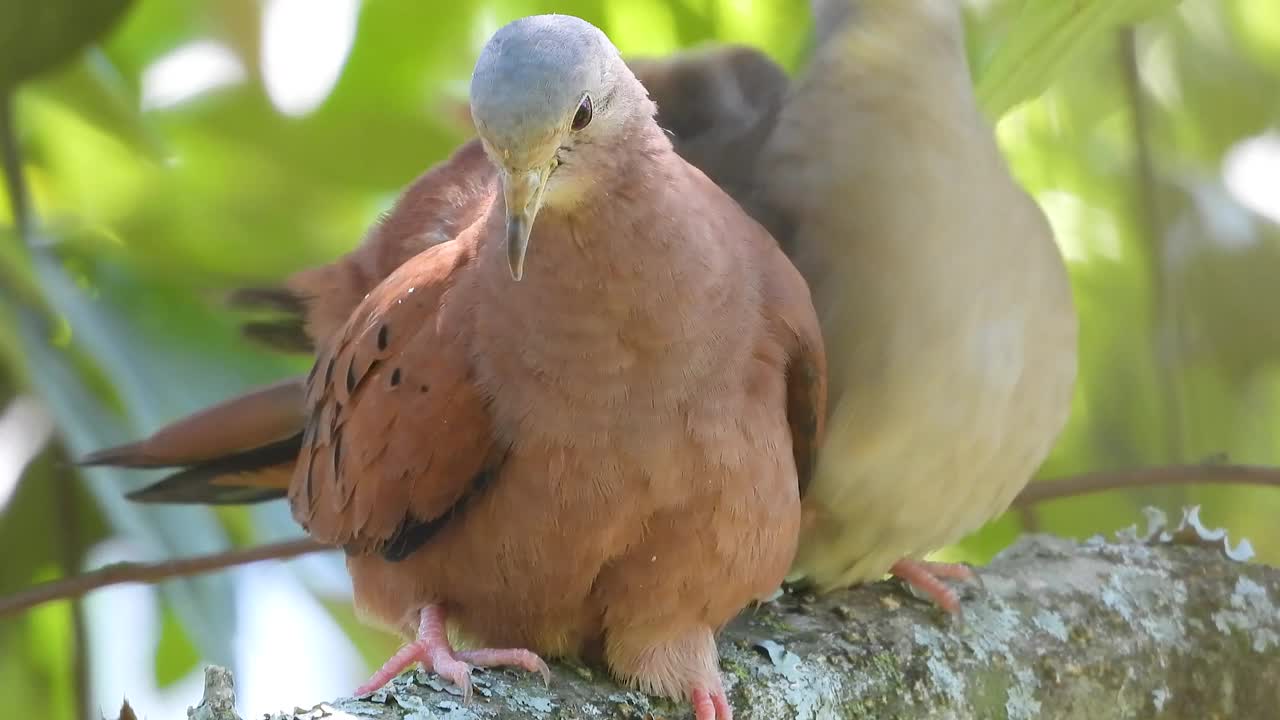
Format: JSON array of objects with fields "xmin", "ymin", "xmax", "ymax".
[{"xmin": 500, "ymin": 164, "xmax": 554, "ymax": 281}]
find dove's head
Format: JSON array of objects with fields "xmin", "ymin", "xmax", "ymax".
[{"xmin": 469, "ymin": 14, "xmax": 655, "ymax": 280}]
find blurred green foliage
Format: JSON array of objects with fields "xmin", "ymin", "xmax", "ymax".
[{"xmin": 1, "ymin": 1, "xmax": 1279, "ymax": 718}]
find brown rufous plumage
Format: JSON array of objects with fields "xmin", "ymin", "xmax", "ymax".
[{"xmin": 94, "ymin": 44, "xmax": 795, "ymax": 508}]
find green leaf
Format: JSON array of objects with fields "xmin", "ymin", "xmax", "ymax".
[
  {"xmin": 12, "ymin": 281, "xmax": 242, "ymax": 666},
  {"xmin": 975, "ymin": 0, "xmax": 1184, "ymax": 118},
  {"xmin": 26, "ymin": 49, "xmax": 167, "ymax": 161},
  {"xmin": 0, "ymin": 619, "xmax": 69, "ymax": 720},
  {"xmin": 20, "ymin": 567, "xmax": 76, "ymax": 720},
  {"xmin": 0, "ymin": 0, "xmax": 135, "ymax": 91},
  {"xmin": 153, "ymin": 602, "xmax": 200, "ymax": 687}
]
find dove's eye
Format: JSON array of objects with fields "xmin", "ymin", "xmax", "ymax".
[{"xmin": 571, "ymin": 95, "xmax": 593, "ymax": 131}]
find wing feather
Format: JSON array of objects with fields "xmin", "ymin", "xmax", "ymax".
[
  {"xmin": 289, "ymin": 236, "xmax": 503, "ymax": 558},
  {"xmin": 766, "ymin": 243, "xmax": 828, "ymax": 498}
]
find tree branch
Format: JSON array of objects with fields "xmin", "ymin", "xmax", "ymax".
[
  {"xmin": 1016, "ymin": 463, "xmax": 1280, "ymax": 507},
  {"xmin": 0, "ymin": 537, "xmax": 326, "ymax": 617},
  {"xmin": 148, "ymin": 532, "xmax": 1279, "ymax": 720}
]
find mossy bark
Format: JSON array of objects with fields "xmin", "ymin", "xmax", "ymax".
[{"xmin": 169, "ymin": 533, "xmax": 1280, "ymax": 720}]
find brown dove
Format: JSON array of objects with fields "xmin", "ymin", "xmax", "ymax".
[
  {"xmin": 752, "ymin": 0, "xmax": 1078, "ymax": 611},
  {"xmin": 84, "ymin": 13, "xmax": 827, "ymax": 720}
]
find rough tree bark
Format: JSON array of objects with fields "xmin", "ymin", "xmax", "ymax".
[{"xmin": 161, "ymin": 517, "xmax": 1278, "ymax": 720}]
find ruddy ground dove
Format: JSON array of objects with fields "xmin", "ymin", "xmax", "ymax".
[
  {"xmin": 85, "ymin": 13, "xmax": 827, "ymax": 720},
  {"xmin": 751, "ymin": 0, "xmax": 1078, "ymax": 611}
]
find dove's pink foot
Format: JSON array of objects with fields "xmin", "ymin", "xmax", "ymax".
[
  {"xmin": 691, "ymin": 680, "xmax": 734, "ymax": 720},
  {"xmin": 889, "ymin": 559, "xmax": 975, "ymax": 615},
  {"xmin": 354, "ymin": 605, "xmax": 550, "ymax": 701}
]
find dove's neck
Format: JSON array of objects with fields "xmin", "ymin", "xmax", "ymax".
[
  {"xmin": 479, "ymin": 116, "xmax": 695, "ymax": 282},
  {"xmin": 473, "ymin": 121, "xmax": 750, "ymax": 397},
  {"xmin": 481, "ymin": 130, "xmax": 728, "ymax": 304}
]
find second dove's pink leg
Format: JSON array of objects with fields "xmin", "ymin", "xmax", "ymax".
[
  {"xmin": 889, "ymin": 559, "xmax": 975, "ymax": 614},
  {"xmin": 354, "ymin": 605, "xmax": 550, "ymax": 700}
]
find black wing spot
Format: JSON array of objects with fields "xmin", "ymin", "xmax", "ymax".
[
  {"xmin": 377, "ymin": 324, "xmax": 389, "ymax": 350},
  {"xmin": 303, "ymin": 446, "xmax": 316, "ymax": 508},
  {"xmin": 390, "ymin": 368, "xmax": 402, "ymax": 387},
  {"xmin": 377, "ymin": 466, "xmax": 499, "ymax": 562},
  {"xmin": 346, "ymin": 362, "xmax": 357, "ymax": 394},
  {"xmin": 420, "ymin": 384, "xmax": 430, "ymax": 393}
]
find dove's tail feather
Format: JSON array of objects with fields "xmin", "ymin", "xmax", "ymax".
[{"xmin": 80, "ymin": 377, "xmax": 305, "ymax": 504}]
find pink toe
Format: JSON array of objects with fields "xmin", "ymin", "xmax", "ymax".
[
  {"xmin": 691, "ymin": 686, "xmax": 733, "ymax": 720},
  {"xmin": 692, "ymin": 689, "xmax": 716, "ymax": 720},
  {"xmin": 429, "ymin": 650, "xmax": 474, "ymax": 702},
  {"xmin": 712, "ymin": 690, "xmax": 734, "ymax": 720},
  {"xmin": 455, "ymin": 648, "xmax": 551, "ymax": 685},
  {"xmin": 925, "ymin": 562, "xmax": 975, "ymax": 581},
  {"xmin": 890, "ymin": 560, "xmax": 964, "ymax": 614},
  {"xmin": 354, "ymin": 640, "xmax": 429, "ymax": 696}
]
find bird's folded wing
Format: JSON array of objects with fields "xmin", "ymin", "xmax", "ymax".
[
  {"xmin": 290, "ymin": 236, "xmax": 502, "ymax": 559},
  {"xmin": 770, "ymin": 246, "xmax": 828, "ymax": 499}
]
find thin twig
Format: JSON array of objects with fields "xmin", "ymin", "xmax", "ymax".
[
  {"xmin": 1013, "ymin": 463, "xmax": 1280, "ymax": 508},
  {"xmin": 0, "ymin": 537, "xmax": 329, "ymax": 618}
]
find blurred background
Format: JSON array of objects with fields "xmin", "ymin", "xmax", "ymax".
[{"xmin": 1, "ymin": 0, "xmax": 1278, "ymax": 718}]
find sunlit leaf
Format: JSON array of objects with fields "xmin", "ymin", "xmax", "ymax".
[
  {"xmin": 153, "ymin": 602, "xmax": 200, "ymax": 687},
  {"xmin": 22, "ymin": 566, "xmax": 75, "ymax": 720},
  {"xmin": 26, "ymin": 49, "xmax": 167, "ymax": 161}
]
